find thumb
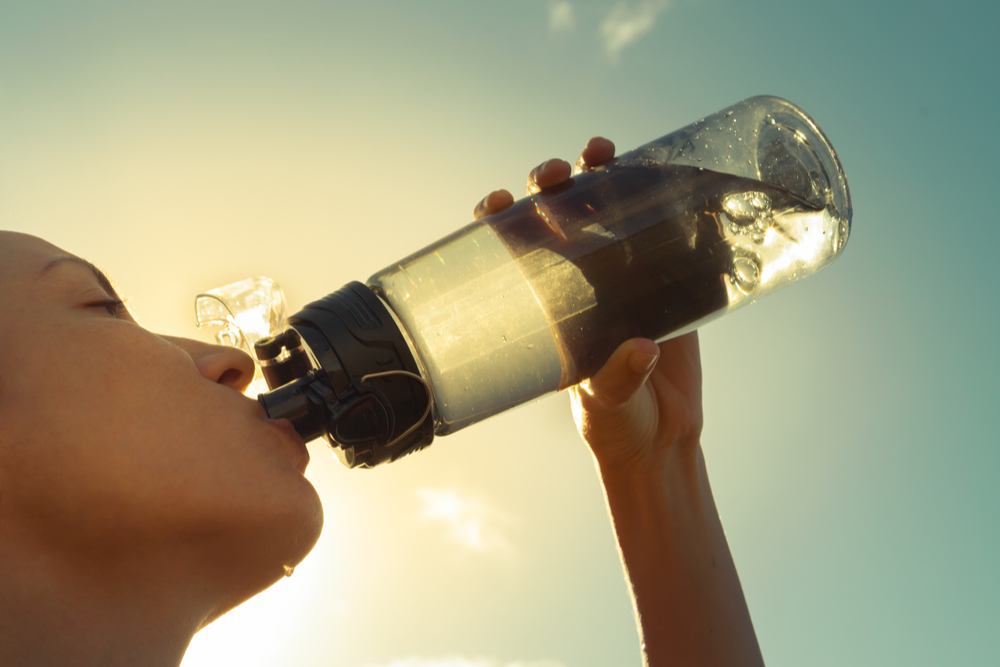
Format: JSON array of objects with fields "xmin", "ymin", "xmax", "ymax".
[{"xmin": 584, "ymin": 338, "xmax": 660, "ymax": 407}]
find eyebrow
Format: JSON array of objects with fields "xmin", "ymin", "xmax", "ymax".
[{"xmin": 40, "ymin": 256, "xmax": 121, "ymax": 299}]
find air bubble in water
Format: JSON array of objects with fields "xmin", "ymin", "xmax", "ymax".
[
  {"xmin": 730, "ymin": 249, "xmax": 762, "ymax": 295},
  {"xmin": 723, "ymin": 191, "xmax": 772, "ymax": 227}
]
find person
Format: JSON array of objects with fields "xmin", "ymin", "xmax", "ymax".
[{"xmin": 0, "ymin": 138, "xmax": 763, "ymax": 667}]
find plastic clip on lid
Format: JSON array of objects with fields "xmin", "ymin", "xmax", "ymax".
[{"xmin": 194, "ymin": 277, "xmax": 290, "ymax": 384}]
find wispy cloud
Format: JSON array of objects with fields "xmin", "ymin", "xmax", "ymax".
[
  {"xmin": 360, "ymin": 658, "xmax": 566, "ymax": 667},
  {"xmin": 600, "ymin": 0, "xmax": 670, "ymax": 63},
  {"xmin": 415, "ymin": 488, "xmax": 515, "ymax": 555},
  {"xmin": 549, "ymin": 1, "xmax": 575, "ymax": 34}
]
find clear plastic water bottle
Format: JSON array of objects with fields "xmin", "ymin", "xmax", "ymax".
[{"xmin": 198, "ymin": 95, "xmax": 851, "ymax": 468}]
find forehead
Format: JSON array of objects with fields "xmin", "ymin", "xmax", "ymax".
[{"xmin": 0, "ymin": 232, "xmax": 70, "ymax": 286}]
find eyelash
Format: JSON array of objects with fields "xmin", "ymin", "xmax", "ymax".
[{"xmin": 90, "ymin": 299, "xmax": 127, "ymax": 318}]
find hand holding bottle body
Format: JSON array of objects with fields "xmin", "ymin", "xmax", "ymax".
[
  {"xmin": 478, "ymin": 138, "xmax": 764, "ymax": 667},
  {"xmin": 476, "ymin": 137, "xmax": 706, "ymax": 477}
]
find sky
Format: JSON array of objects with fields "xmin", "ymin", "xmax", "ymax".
[{"xmin": 1, "ymin": 0, "xmax": 998, "ymax": 665}]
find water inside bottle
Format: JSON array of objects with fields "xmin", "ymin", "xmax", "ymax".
[
  {"xmin": 373, "ymin": 163, "xmax": 842, "ymax": 433},
  {"xmin": 373, "ymin": 222, "xmax": 566, "ymax": 434}
]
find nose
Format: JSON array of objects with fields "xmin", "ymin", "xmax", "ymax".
[{"xmin": 166, "ymin": 336, "xmax": 257, "ymax": 393}]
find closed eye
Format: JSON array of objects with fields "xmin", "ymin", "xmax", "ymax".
[{"xmin": 88, "ymin": 298, "xmax": 128, "ymax": 318}]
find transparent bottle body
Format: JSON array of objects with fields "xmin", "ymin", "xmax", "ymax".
[{"xmin": 369, "ymin": 96, "xmax": 851, "ymax": 435}]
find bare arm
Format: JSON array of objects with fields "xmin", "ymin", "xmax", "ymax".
[
  {"xmin": 577, "ymin": 336, "xmax": 763, "ymax": 667},
  {"xmin": 477, "ymin": 139, "xmax": 764, "ymax": 666}
]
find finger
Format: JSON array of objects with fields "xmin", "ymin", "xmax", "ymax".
[
  {"xmin": 527, "ymin": 158, "xmax": 572, "ymax": 195},
  {"xmin": 582, "ymin": 338, "xmax": 660, "ymax": 408},
  {"xmin": 473, "ymin": 189, "xmax": 515, "ymax": 220},
  {"xmin": 574, "ymin": 137, "xmax": 616, "ymax": 174}
]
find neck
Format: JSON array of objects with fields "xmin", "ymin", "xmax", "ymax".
[{"xmin": 0, "ymin": 538, "xmax": 212, "ymax": 667}]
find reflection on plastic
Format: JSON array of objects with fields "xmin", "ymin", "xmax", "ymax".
[
  {"xmin": 370, "ymin": 96, "xmax": 852, "ymax": 435},
  {"xmin": 194, "ymin": 277, "xmax": 289, "ymax": 379},
  {"xmin": 190, "ymin": 97, "xmax": 853, "ymax": 468}
]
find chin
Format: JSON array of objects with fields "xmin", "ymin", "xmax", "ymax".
[
  {"xmin": 268, "ymin": 477, "xmax": 325, "ymax": 570},
  {"xmin": 199, "ymin": 488, "xmax": 324, "ymax": 628}
]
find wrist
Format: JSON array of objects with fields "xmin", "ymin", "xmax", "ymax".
[{"xmin": 593, "ymin": 436, "xmax": 703, "ymax": 491}]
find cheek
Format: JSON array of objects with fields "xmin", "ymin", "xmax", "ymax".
[
  {"xmin": 45, "ymin": 326, "xmax": 196, "ymax": 447},
  {"xmin": 3, "ymin": 325, "xmax": 212, "ymax": 514},
  {"xmin": 1, "ymin": 318, "xmax": 318, "ymax": 556}
]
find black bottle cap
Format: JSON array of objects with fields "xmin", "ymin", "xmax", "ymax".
[{"xmin": 257, "ymin": 282, "xmax": 434, "ymax": 468}]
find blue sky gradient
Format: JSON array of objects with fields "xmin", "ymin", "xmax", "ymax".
[{"xmin": 1, "ymin": 1, "xmax": 997, "ymax": 665}]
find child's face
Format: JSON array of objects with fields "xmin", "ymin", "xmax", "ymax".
[{"xmin": 0, "ymin": 232, "xmax": 323, "ymax": 608}]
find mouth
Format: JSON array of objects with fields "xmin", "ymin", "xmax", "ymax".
[{"xmin": 260, "ymin": 408, "xmax": 311, "ymax": 472}]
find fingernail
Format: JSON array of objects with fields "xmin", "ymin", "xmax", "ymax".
[
  {"xmin": 533, "ymin": 161, "xmax": 552, "ymax": 184},
  {"xmin": 629, "ymin": 352, "xmax": 659, "ymax": 374}
]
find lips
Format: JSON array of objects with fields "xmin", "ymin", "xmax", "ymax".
[
  {"xmin": 268, "ymin": 416, "xmax": 302, "ymax": 442},
  {"xmin": 264, "ymin": 415, "xmax": 311, "ymax": 472}
]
